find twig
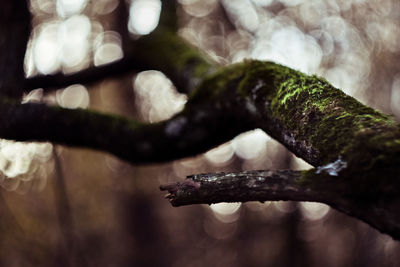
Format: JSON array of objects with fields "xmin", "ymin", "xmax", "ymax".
[
  {"xmin": 160, "ymin": 170, "xmax": 400, "ymax": 240},
  {"xmin": 160, "ymin": 170, "xmax": 324, "ymax": 206},
  {"xmin": 23, "ymin": 55, "xmax": 148, "ymax": 91}
]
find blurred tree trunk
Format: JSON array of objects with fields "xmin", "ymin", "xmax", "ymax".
[{"xmin": 0, "ymin": 0, "xmax": 32, "ymax": 265}]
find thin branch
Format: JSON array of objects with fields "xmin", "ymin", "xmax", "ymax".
[
  {"xmin": 160, "ymin": 170, "xmax": 358, "ymax": 211},
  {"xmin": 0, "ymin": 99, "xmax": 253, "ymax": 163},
  {"xmin": 160, "ymin": 170, "xmax": 323, "ymax": 206},
  {"xmin": 127, "ymin": 26, "xmax": 217, "ymax": 94},
  {"xmin": 160, "ymin": 170, "xmax": 400, "ymax": 240},
  {"xmin": 23, "ymin": 55, "xmax": 148, "ymax": 91}
]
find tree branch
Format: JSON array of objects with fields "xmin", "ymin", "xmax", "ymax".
[
  {"xmin": 187, "ymin": 60, "xmax": 400, "ymax": 194},
  {"xmin": 160, "ymin": 170, "xmax": 323, "ymax": 206},
  {"xmin": 23, "ymin": 55, "xmax": 148, "ymax": 91},
  {"xmin": 0, "ymin": 98, "xmax": 252, "ymax": 163},
  {"xmin": 160, "ymin": 170, "xmax": 400, "ymax": 240},
  {"xmin": 14, "ymin": 59, "xmax": 400, "ymax": 195}
]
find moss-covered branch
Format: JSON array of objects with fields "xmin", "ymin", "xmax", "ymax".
[
  {"xmin": 26, "ymin": 58, "xmax": 400, "ymax": 190},
  {"xmin": 159, "ymin": 58, "xmax": 400, "ymax": 239},
  {"xmin": 0, "ymin": 98, "xmax": 252, "ymax": 163},
  {"xmin": 186, "ymin": 60, "xmax": 400, "ymax": 194}
]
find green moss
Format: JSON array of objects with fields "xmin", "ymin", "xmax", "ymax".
[
  {"xmin": 130, "ymin": 25, "xmax": 400, "ymax": 193},
  {"xmin": 133, "ymin": 27, "xmax": 215, "ymax": 92},
  {"xmin": 184, "ymin": 59, "xmax": 400, "ymax": 194},
  {"xmin": 254, "ymin": 62, "xmax": 400, "ymax": 167},
  {"xmin": 200, "ymin": 59, "xmax": 400, "ymax": 194},
  {"xmin": 45, "ymin": 104, "xmax": 144, "ymax": 134},
  {"xmin": 237, "ymin": 60, "xmax": 295, "ymax": 98},
  {"xmin": 189, "ymin": 62, "xmax": 247, "ymax": 103}
]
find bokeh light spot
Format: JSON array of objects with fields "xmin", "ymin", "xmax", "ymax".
[
  {"xmin": 300, "ymin": 202, "xmax": 330, "ymax": 221},
  {"xmin": 222, "ymin": 0, "xmax": 260, "ymax": 32},
  {"xmin": 92, "ymin": 0, "xmax": 119, "ymax": 15},
  {"xmin": 0, "ymin": 140, "xmax": 53, "ymax": 192},
  {"xmin": 133, "ymin": 71, "xmax": 187, "ymax": 122},
  {"xmin": 57, "ymin": 84, "xmax": 90, "ymax": 109},
  {"xmin": 94, "ymin": 43, "xmax": 123, "ymax": 66},
  {"xmin": 232, "ymin": 129, "xmax": 270, "ymax": 160},
  {"xmin": 56, "ymin": 0, "xmax": 88, "ymax": 17},
  {"xmin": 33, "ymin": 23, "xmax": 61, "ymax": 74},
  {"xmin": 204, "ymin": 142, "xmax": 234, "ymax": 166},
  {"xmin": 210, "ymin": 202, "xmax": 241, "ymax": 223},
  {"xmin": 180, "ymin": 0, "xmax": 218, "ymax": 18},
  {"xmin": 129, "ymin": 0, "xmax": 161, "ymax": 35},
  {"xmin": 59, "ymin": 15, "xmax": 91, "ymax": 69}
]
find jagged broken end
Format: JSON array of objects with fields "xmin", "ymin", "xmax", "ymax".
[{"xmin": 160, "ymin": 178, "xmax": 202, "ymax": 207}]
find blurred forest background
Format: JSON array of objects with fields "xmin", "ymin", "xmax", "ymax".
[{"xmin": 1, "ymin": 0, "xmax": 400, "ymax": 266}]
